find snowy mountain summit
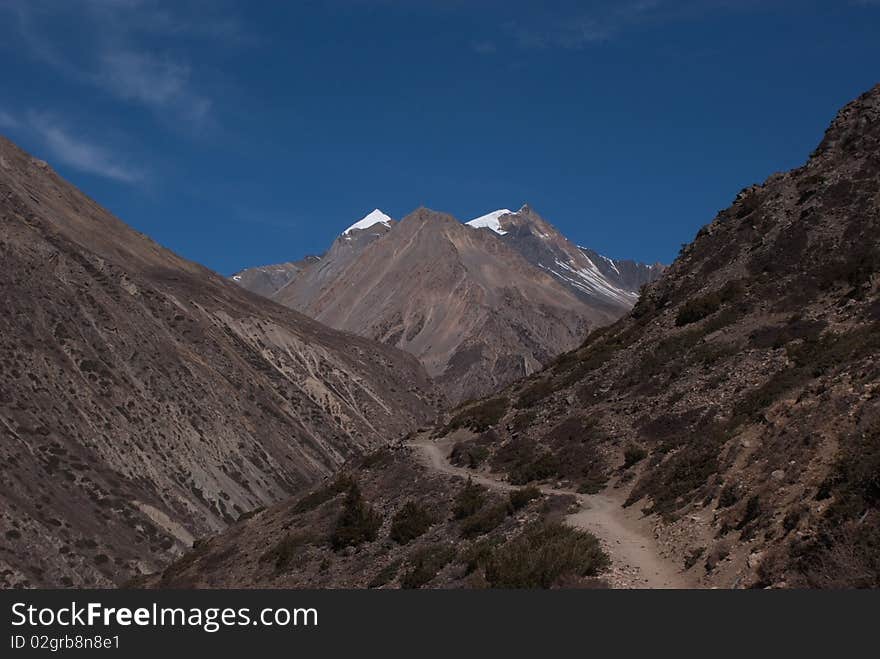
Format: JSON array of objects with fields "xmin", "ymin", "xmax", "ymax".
[
  {"xmin": 466, "ymin": 209, "xmax": 513, "ymax": 235},
  {"xmin": 342, "ymin": 209, "xmax": 392, "ymax": 235}
]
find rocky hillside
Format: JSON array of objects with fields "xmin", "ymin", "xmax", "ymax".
[
  {"xmin": 153, "ymin": 83, "xmax": 880, "ymax": 589},
  {"xmin": 0, "ymin": 137, "xmax": 440, "ymax": 588},
  {"xmin": 275, "ymin": 208, "xmax": 618, "ymax": 403},
  {"xmin": 137, "ymin": 442, "xmax": 612, "ymax": 589}
]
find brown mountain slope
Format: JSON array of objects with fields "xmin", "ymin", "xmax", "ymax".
[
  {"xmin": 152, "ymin": 83, "xmax": 880, "ymax": 589},
  {"xmin": 231, "ymin": 210, "xmax": 396, "ymax": 298},
  {"xmin": 230, "ymin": 255, "xmax": 320, "ymax": 298},
  {"xmin": 0, "ymin": 136, "xmax": 440, "ymax": 588},
  {"xmin": 274, "ymin": 208, "xmax": 620, "ymax": 403}
]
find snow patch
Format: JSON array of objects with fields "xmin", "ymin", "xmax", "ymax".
[
  {"xmin": 342, "ymin": 209, "xmax": 392, "ymax": 236},
  {"xmin": 538, "ymin": 257, "xmax": 637, "ymax": 306},
  {"xmin": 598, "ymin": 254, "xmax": 620, "ymax": 275},
  {"xmin": 466, "ymin": 209, "xmax": 513, "ymax": 235}
]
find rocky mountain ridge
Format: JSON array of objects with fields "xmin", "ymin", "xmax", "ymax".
[
  {"xmin": 235, "ymin": 206, "xmax": 662, "ymax": 402},
  {"xmin": 272, "ymin": 207, "xmax": 618, "ymax": 403},
  {"xmin": 0, "ymin": 136, "xmax": 440, "ymax": 588}
]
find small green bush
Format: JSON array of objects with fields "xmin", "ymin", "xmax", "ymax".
[
  {"xmin": 400, "ymin": 545, "xmax": 456, "ymax": 589},
  {"xmin": 734, "ymin": 323, "xmax": 880, "ymax": 423},
  {"xmin": 675, "ymin": 281, "xmax": 744, "ymax": 327},
  {"xmin": 511, "ymin": 410, "xmax": 538, "ymax": 431},
  {"xmin": 625, "ymin": 424, "xmax": 728, "ymax": 518},
  {"xmin": 444, "ymin": 397, "xmax": 509, "ymax": 433},
  {"xmin": 460, "ymin": 504, "xmax": 507, "ymax": 539},
  {"xmin": 368, "ymin": 560, "xmax": 401, "ymax": 588},
  {"xmin": 359, "ymin": 448, "xmax": 394, "ymax": 470},
  {"xmin": 623, "ymin": 445, "xmax": 648, "ymax": 468},
  {"xmin": 484, "ymin": 523, "xmax": 609, "ymax": 588},
  {"xmin": 452, "ymin": 478, "xmax": 486, "ymax": 520},
  {"xmin": 259, "ymin": 532, "xmax": 314, "ymax": 571},
  {"xmin": 389, "ymin": 502, "xmax": 434, "ymax": 545},
  {"xmin": 676, "ymin": 294, "xmax": 721, "ymax": 326},
  {"xmin": 449, "ymin": 441, "xmax": 490, "ymax": 468},
  {"xmin": 329, "ymin": 483, "xmax": 382, "ymax": 551},
  {"xmin": 293, "ymin": 473, "xmax": 353, "ymax": 514},
  {"xmin": 509, "ymin": 452, "xmax": 559, "ymax": 485},
  {"xmin": 462, "ymin": 537, "xmax": 501, "ymax": 575},
  {"xmin": 508, "ymin": 486, "xmax": 542, "ymax": 512},
  {"xmin": 516, "ymin": 379, "xmax": 555, "ymax": 408}
]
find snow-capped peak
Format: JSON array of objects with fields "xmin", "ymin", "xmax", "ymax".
[
  {"xmin": 342, "ymin": 209, "xmax": 392, "ymax": 235},
  {"xmin": 466, "ymin": 209, "xmax": 513, "ymax": 235}
]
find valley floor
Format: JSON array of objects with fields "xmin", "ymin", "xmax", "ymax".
[{"xmin": 409, "ymin": 436, "xmax": 694, "ymax": 589}]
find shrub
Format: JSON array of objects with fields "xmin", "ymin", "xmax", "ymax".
[
  {"xmin": 368, "ymin": 560, "xmax": 401, "ymax": 588},
  {"xmin": 736, "ymin": 495, "xmax": 762, "ymax": 531},
  {"xmin": 444, "ymin": 397, "xmax": 509, "ymax": 433},
  {"xmin": 626, "ymin": 424, "xmax": 728, "ymax": 518},
  {"xmin": 782, "ymin": 508, "xmax": 803, "ymax": 533},
  {"xmin": 510, "ymin": 452, "xmax": 559, "ymax": 485},
  {"xmin": 460, "ymin": 504, "xmax": 507, "ymax": 538},
  {"xmin": 259, "ymin": 532, "xmax": 314, "ymax": 571},
  {"xmin": 717, "ymin": 484, "xmax": 740, "ymax": 508},
  {"xmin": 684, "ymin": 547, "xmax": 705, "ymax": 570},
  {"xmin": 484, "ymin": 523, "xmax": 609, "ymax": 588},
  {"xmin": 511, "ymin": 410, "xmax": 538, "ymax": 432},
  {"xmin": 546, "ymin": 417, "xmax": 608, "ymax": 492},
  {"xmin": 675, "ymin": 281, "xmax": 744, "ymax": 327},
  {"xmin": 329, "ymin": 482, "xmax": 382, "ymax": 551},
  {"xmin": 623, "ymin": 445, "xmax": 647, "ymax": 468},
  {"xmin": 452, "ymin": 478, "xmax": 486, "ymax": 519},
  {"xmin": 389, "ymin": 502, "xmax": 434, "ymax": 545},
  {"xmin": 516, "ymin": 379, "xmax": 555, "ymax": 408},
  {"xmin": 293, "ymin": 473, "xmax": 353, "ymax": 514},
  {"xmin": 400, "ymin": 545, "xmax": 456, "ymax": 589},
  {"xmin": 676, "ymin": 294, "xmax": 721, "ymax": 326},
  {"xmin": 508, "ymin": 486, "xmax": 542, "ymax": 512},
  {"xmin": 462, "ymin": 537, "xmax": 501, "ymax": 575},
  {"xmin": 449, "ymin": 442, "xmax": 489, "ymax": 468},
  {"xmin": 636, "ymin": 328, "xmax": 704, "ymax": 378},
  {"xmin": 732, "ymin": 368, "xmax": 807, "ymax": 422},
  {"xmin": 749, "ymin": 316, "xmax": 826, "ymax": 349},
  {"xmin": 359, "ymin": 448, "xmax": 394, "ymax": 470},
  {"xmin": 734, "ymin": 323, "xmax": 880, "ymax": 423}
]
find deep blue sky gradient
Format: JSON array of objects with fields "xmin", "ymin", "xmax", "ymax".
[{"xmin": 1, "ymin": 0, "xmax": 878, "ymax": 274}]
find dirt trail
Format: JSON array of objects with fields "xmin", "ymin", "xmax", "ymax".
[{"xmin": 410, "ymin": 437, "xmax": 694, "ymax": 589}]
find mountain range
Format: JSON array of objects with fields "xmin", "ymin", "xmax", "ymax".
[
  {"xmin": 149, "ymin": 83, "xmax": 880, "ymax": 590},
  {"xmin": 233, "ymin": 205, "xmax": 663, "ymax": 402},
  {"xmin": 2, "ymin": 83, "xmax": 878, "ymax": 590}
]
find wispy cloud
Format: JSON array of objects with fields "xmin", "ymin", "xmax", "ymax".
[
  {"xmin": 29, "ymin": 113, "xmax": 144, "ymax": 183},
  {"xmin": 97, "ymin": 50, "xmax": 212, "ymax": 126},
  {"xmin": 0, "ymin": 110, "xmax": 20, "ymax": 129},
  {"xmin": 504, "ymin": 1, "xmax": 662, "ymax": 50},
  {"xmin": 0, "ymin": 0, "xmax": 243, "ymax": 130},
  {"xmin": 471, "ymin": 40, "xmax": 497, "ymax": 55}
]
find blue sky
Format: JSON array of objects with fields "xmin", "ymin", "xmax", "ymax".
[{"xmin": 1, "ymin": 0, "xmax": 878, "ymax": 274}]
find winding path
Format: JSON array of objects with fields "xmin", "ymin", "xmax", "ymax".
[{"xmin": 409, "ymin": 436, "xmax": 693, "ymax": 589}]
